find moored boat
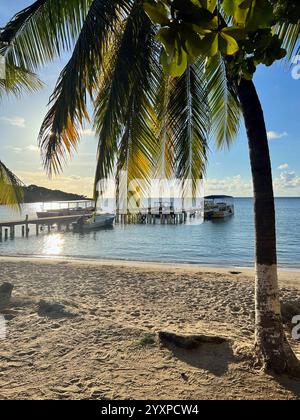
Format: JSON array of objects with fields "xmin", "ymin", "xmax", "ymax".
[
  {"xmin": 72, "ymin": 213, "xmax": 115, "ymax": 231},
  {"xmin": 36, "ymin": 200, "xmax": 95, "ymax": 218},
  {"xmin": 204, "ymin": 195, "xmax": 234, "ymax": 219}
]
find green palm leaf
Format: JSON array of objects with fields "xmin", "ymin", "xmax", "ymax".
[
  {"xmin": 154, "ymin": 74, "xmax": 174, "ymax": 180},
  {"xmin": 0, "ymin": 0, "xmax": 94, "ymax": 71},
  {"xmin": 0, "ymin": 63, "xmax": 42, "ymax": 100},
  {"xmin": 168, "ymin": 63, "xmax": 210, "ymax": 193},
  {"xmin": 276, "ymin": 21, "xmax": 300, "ymax": 59},
  {"xmin": 38, "ymin": 0, "xmax": 130, "ymax": 175},
  {"xmin": 93, "ymin": 1, "xmax": 160, "ymax": 197},
  {"xmin": 116, "ymin": 94, "xmax": 157, "ymax": 202},
  {"xmin": 206, "ymin": 54, "xmax": 241, "ymax": 148},
  {"xmin": 0, "ymin": 160, "xmax": 23, "ymax": 208}
]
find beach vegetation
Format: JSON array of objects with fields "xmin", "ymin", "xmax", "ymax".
[{"xmin": 136, "ymin": 332, "xmax": 157, "ymax": 347}]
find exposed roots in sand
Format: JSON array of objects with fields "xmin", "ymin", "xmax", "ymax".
[
  {"xmin": 159, "ymin": 331, "xmax": 300, "ymax": 380},
  {"xmin": 248, "ymin": 341, "xmax": 300, "ymax": 379},
  {"xmin": 158, "ymin": 331, "xmax": 228, "ymax": 349}
]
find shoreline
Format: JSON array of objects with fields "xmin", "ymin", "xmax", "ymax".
[
  {"xmin": 1, "ymin": 254, "xmax": 300, "ymax": 275},
  {"xmin": 1, "ymin": 255, "xmax": 300, "ymax": 290}
]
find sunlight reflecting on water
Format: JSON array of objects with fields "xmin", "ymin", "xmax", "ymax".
[
  {"xmin": 1, "ymin": 199, "xmax": 300, "ymax": 268},
  {"xmin": 42, "ymin": 234, "xmax": 64, "ymax": 255}
]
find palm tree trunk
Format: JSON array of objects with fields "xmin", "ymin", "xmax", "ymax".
[{"xmin": 237, "ymin": 78, "xmax": 300, "ymax": 375}]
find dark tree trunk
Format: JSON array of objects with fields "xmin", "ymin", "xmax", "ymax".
[{"xmin": 237, "ymin": 78, "xmax": 300, "ymax": 375}]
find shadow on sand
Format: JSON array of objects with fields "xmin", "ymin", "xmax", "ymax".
[
  {"xmin": 159, "ymin": 331, "xmax": 234, "ymax": 377},
  {"xmin": 37, "ymin": 300, "xmax": 77, "ymax": 319},
  {"xmin": 271, "ymin": 373, "xmax": 300, "ymax": 398}
]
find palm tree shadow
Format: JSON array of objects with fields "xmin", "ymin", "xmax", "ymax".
[
  {"xmin": 37, "ymin": 300, "xmax": 77, "ymax": 319},
  {"xmin": 159, "ymin": 332, "xmax": 234, "ymax": 377},
  {"xmin": 271, "ymin": 374, "xmax": 300, "ymax": 398}
]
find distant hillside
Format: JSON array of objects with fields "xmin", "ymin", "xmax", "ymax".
[{"xmin": 23, "ymin": 185, "xmax": 91, "ymax": 203}]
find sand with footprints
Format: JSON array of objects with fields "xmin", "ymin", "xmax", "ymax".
[{"xmin": 0, "ymin": 256, "xmax": 300, "ymax": 400}]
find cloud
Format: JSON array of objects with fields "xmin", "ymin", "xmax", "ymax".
[
  {"xmin": 278, "ymin": 163, "xmax": 289, "ymax": 170},
  {"xmin": 25, "ymin": 145, "xmax": 39, "ymax": 153},
  {"xmin": 80, "ymin": 128, "xmax": 95, "ymax": 137},
  {"xmin": 267, "ymin": 131, "xmax": 288, "ymax": 140},
  {"xmin": 274, "ymin": 163, "xmax": 300, "ymax": 192},
  {"xmin": 8, "ymin": 147, "xmax": 22, "ymax": 153},
  {"xmin": 205, "ymin": 175, "xmax": 253, "ymax": 197},
  {"xmin": 274, "ymin": 171, "xmax": 300, "ymax": 189},
  {"xmin": 0, "ymin": 116, "xmax": 26, "ymax": 128},
  {"xmin": 206, "ymin": 171, "xmax": 300, "ymax": 196},
  {"xmin": 6, "ymin": 144, "xmax": 39, "ymax": 153}
]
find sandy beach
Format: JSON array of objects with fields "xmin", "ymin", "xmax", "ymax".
[{"xmin": 0, "ymin": 256, "xmax": 300, "ymax": 400}]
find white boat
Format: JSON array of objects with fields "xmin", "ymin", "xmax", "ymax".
[
  {"xmin": 73, "ymin": 213, "xmax": 115, "ymax": 231},
  {"xmin": 37, "ymin": 200, "xmax": 95, "ymax": 218},
  {"xmin": 204, "ymin": 195, "xmax": 234, "ymax": 219}
]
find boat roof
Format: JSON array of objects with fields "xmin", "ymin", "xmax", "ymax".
[{"xmin": 204, "ymin": 195, "xmax": 234, "ymax": 199}]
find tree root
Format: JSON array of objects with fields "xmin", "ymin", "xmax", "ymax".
[
  {"xmin": 253, "ymin": 341, "xmax": 300, "ymax": 379},
  {"xmin": 159, "ymin": 331, "xmax": 300, "ymax": 379},
  {"xmin": 158, "ymin": 331, "xmax": 227, "ymax": 350}
]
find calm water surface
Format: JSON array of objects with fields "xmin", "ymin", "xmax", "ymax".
[{"xmin": 0, "ymin": 198, "xmax": 299, "ymax": 268}]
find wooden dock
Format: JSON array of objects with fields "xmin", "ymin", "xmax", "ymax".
[
  {"xmin": 0, "ymin": 206, "xmax": 204, "ymax": 241},
  {"xmin": 115, "ymin": 207, "xmax": 203, "ymax": 225},
  {"xmin": 0, "ymin": 214, "xmax": 83, "ymax": 241}
]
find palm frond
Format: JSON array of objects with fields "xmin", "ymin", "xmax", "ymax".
[
  {"xmin": 0, "ymin": 63, "xmax": 42, "ymax": 101},
  {"xmin": 0, "ymin": 0, "xmax": 94, "ymax": 71},
  {"xmin": 93, "ymin": 1, "xmax": 160, "ymax": 197},
  {"xmin": 168, "ymin": 63, "xmax": 210, "ymax": 193},
  {"xmin": 276, "ymin": 21, "xmax": 300, "ymax": 59},
  {"xmin": 206, "ymin": 54, "xmax": 241, "ymax": 148},
  {"xmin": 117, "ymin": 90, "xmax": 158, "ymax": 200},
  {"xmin": 38, "ymin": 0, "xmax": 130, "ymax": 175},
  {"xmin": 0, "ymin": 160, "xmax": 23, "ymax": 208},
  {"xmin": 154, "ymin": 74, "xmax": 174, "ymax": 180},
  {"xmin": 0, "ymin": 1, "xmax": 47, "ymax": 48}
]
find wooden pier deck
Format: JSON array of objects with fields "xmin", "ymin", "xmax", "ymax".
[
  {"xmin": 0, "ymin": 214, "xmax": 82, "ymax": 240},
  {"xmin": 0, "ymin": 207, "xmax": 204, "ymax": 241},
  {"xmin": 116, "ymin": 207, "xmax": 203, "ymax": 225}
]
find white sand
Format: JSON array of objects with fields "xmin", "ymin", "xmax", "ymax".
[{"xmin": 0, "ymin": 256, "xmax": 300, "ymax": 400}]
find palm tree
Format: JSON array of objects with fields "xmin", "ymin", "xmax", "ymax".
[
  {"xmin": 236, "ymin": 78, "xmax": 300, "ymax": 374},
  {"xmin": 1, "ymin": 0, "xmax": 299, "ymax": 374}
]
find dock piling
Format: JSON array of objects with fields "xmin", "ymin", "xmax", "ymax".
[{"xmin": 10, "ymin": 226, "xmax": 15, "ymax": 239}]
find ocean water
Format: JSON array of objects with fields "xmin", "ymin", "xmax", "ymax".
[{"xmin": 0, "ymin": 198, "xmax": 299, "ymax": 268}]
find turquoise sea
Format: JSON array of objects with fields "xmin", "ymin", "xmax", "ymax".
[{"xmin": 0, "ymin": 198, "xmax": 299, "ymax": 268}]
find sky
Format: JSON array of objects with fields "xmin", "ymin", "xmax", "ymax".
[{"xmin": 0, "ymin": 1, "xmax": 300, "ymax": 198}]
